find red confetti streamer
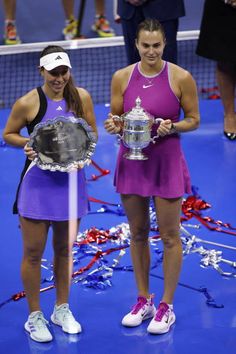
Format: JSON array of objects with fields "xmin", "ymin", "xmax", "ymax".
[
  {"xmin": 182, "ymin": 196, "xmax": 236, "ymax": 236},
  {"xmin": 87, "ymin": 160, "xmax": 110, "ymax": 181},
  {"xmin": 88, "ymin": 196, "xmax": 119, "ymax": 206},
  {"xmin": 1, "ymin": 244, "xmax": 129, "ymax": 306},
  {"xmin": 200, "ymin": 86, "xmax": 218, "ymax": 93}
]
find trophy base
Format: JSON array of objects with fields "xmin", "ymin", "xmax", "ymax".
[{"xmin": 124, "ymin": 149, "xmax": 148, "ymax": 160}]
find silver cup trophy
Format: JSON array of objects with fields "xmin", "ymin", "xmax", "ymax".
[{"xmin": 113, "ymin": 97, "xmax": 163, "ymax": 160}]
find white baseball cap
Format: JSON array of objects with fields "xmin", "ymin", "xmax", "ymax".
[{"xmin": 39, "ymin": 52, "xmax": 72, "ymax": 71}]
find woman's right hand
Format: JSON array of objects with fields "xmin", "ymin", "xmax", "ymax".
[
  {"xmin": 24, "ymin": 143, "xmax": 37, "ymax": 160},
  {"xmin": 104, "ymin": 113, "xmax": 122, "ymax": 134}
]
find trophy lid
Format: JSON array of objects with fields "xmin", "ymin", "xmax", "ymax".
[{"xmin": 123, "ymin": 97, "xmax": 154, "ymax": 121}]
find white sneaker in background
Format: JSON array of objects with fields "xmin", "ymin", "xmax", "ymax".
[{"xmin": 62, "ymin": 17, "xmax": 78, "ymax": 40}]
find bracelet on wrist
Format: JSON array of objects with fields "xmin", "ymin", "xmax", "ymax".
[{"xmin": 170, "ymin": 123, "xmax": 178, "ymax": 134}]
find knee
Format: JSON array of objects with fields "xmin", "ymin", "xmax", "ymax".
[
  {"xmin": 160, "ymin": 230, "xmax": 181, "ymax": 249},
  {"xmin": 131, "ymin": 225, "xmax": 150, "ymax": 244},
  {"xmin": 53, "ymin": 243, "xmax": 70, "ymax": 258},
  {"xmin": 24, "ymin": 248, "xmax": 43, "ymax": 266}
]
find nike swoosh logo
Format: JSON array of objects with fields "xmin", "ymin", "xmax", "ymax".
[
  {"xmin": 165, "ymin": 314, "xmax": 170, "ymax": 323},
  {"xmin": 143, "ymin": 84, "xmax": 153, "ymax": 89}
]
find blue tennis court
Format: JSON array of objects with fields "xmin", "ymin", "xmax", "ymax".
[
  {"xmin": 1, "ymin": 98, "xmax": 236, "ymax": 354},
  {"xmin": 0, "ymin": 1, "xmax": 236, "ymax": 353}
]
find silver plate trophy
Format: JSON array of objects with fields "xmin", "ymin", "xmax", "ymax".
[
  {"xmin": 28, "ymin": 116, "xmax": 97, "ymax": 172},
  {"xmin": 113, "ymin": 97, "xmax": 163, "ymax": 160}
]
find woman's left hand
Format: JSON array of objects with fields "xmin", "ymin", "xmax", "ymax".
[
  {"xmin": 104, "ymin": 113, "xmax": 122, "ymax": 134},
  {"xmin": 157, "ymin": 119, "xmax": 172, "ymax": 137},
  {"xmin": 24, "ymin": 142, "xmax": 37, "ymax": 160}
]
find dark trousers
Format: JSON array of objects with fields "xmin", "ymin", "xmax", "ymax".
[{"xmin": 121, "ymin": 8, "xmax": 179, "ymax": 64}]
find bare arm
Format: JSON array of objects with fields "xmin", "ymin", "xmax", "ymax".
[
  {"xmin": 175, "ymin": 70, "xmax": 200, "ymax": 132},
  {"xmin": 158, "ymin": 67, "xmax": 200, "ymax": 136},
  {"xmin": 3, "ymin": 98, "xmax": 31, "ymax": 147},
  {"xmin": 104, "ymin": 69, "xmax": 127, "ymax": 134},
  {"xmin": 78, "ymin": 88, "xmax": 98, "ymax": 140},
  {"xmin": 110, "ymin": 70, "xmax": 125, "ymax": 116}
]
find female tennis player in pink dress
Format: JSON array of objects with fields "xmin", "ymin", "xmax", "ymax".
[{"xmin": 104, "ymin": 18, "xmax": 200, "ymax": 334}]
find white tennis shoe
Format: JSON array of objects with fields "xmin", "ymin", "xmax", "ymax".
[
  {"xmin": 147, "ymin": 301, "xmax": 176, "ymax": 334},
  {"xmin": 51, "ymin": 303, "xmax": 82, "ymax": 334},
  {"xmin": 122, "ymin": 296, "xmax": 156, "ymax": 327},
  {"xmin": 24, "ymin": 311, "xmax": 53, "ymax": 342}
]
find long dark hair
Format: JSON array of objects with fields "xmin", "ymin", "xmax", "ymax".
[
  {"xmin": 40, "ymin": 45, "xmax": 84, "ymax": 117},
  {"xmin": 136, "ymin": 18, "xmax": 166, "ymax": 43}
]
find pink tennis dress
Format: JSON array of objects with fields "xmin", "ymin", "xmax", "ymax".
[
  {"xmin": 16, "ymin": 87, "xmax": 89, "ymax": 220},
  {"xmin": 114, "ymin": 61, "xmax": 191, "ymax": 198}
]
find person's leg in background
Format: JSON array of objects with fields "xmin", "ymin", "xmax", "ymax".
[
  {"xmin": 61, "ymin": 0, "xmax": 78, "ymax": 40},
  {"xmin": 121, "ymin": 10, "xmax": 179, "ymax": 65},
  {"xmin": 92, "ymin": 0, "xmax": 115, "ymax": 37},
  {"xmin": 217, "ymin": 62, "xmax": 236, "ymax": 140},
  {"xmin": 3, "ymin": 0, "xmax": 21, "ymax": 44},
  {"xmin": 160, "ymin": 19, "xmax": 179, "ymax": 64},
  {"xmin": 120, "ymin": 7, "xmax": 144, "ymax": 64}
]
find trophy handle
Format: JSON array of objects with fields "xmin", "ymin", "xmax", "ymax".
[
  {"xmin": 154, "ymin": 117, "xmax": 164, "ymax": 124},
  {"xmin": 151, "ymin": 118, "xmax": 164, "ymax": 143}
]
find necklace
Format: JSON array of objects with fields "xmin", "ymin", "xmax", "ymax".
[
  {"xmin": 140, "ymin": 70, "xmax": 157, "ymax": 89},
  {"xmin": 144, "ymin": 76, "xmax": 154, "ymax": 85},
  {"xmin": 139, "ymin": 62, "xmax": 164, "ymax": 89}
]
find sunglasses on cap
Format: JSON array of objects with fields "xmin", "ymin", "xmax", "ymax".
[{"xmin": 48, "ymin": 67, "xmax": 70, "ymax": 77}]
